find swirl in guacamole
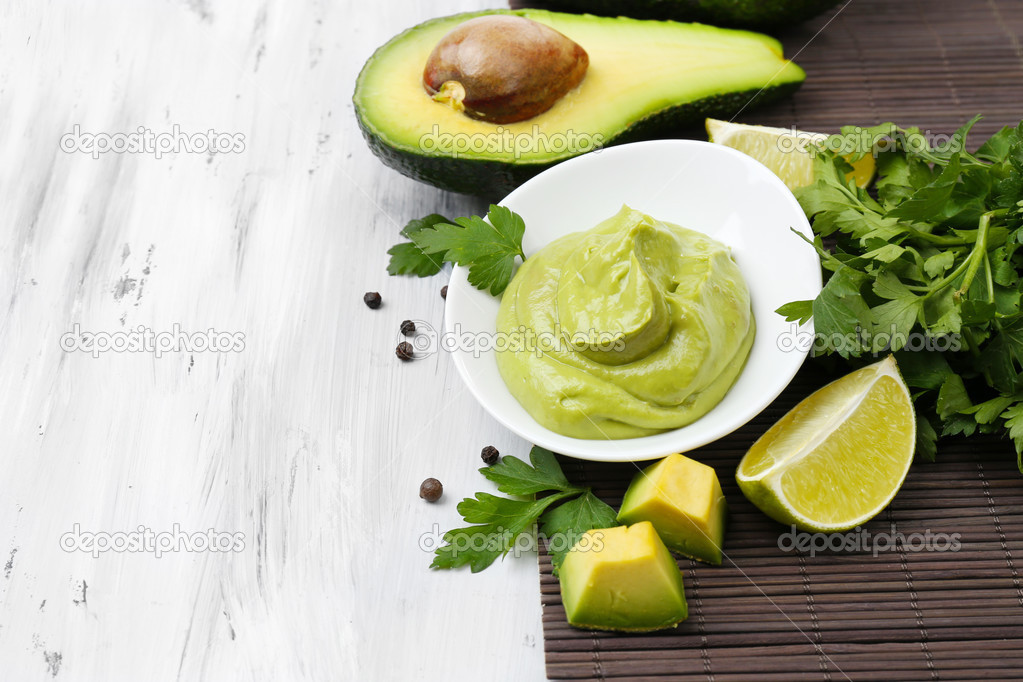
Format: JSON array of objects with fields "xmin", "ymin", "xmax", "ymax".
[{"xmin": 496, "ymin": 205, "xmax": 754, "ymax": 439}]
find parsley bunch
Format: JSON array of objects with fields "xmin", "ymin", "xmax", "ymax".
[
  {"xmin": 779, "ymin": 116, "xmax": 1023, "ymax": 466},
  {"xmin": 431, "ymin": 447, "xmax": 616, "ymax": 575}
]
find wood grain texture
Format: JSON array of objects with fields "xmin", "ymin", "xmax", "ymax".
[{"xmin": 0, "ymin": 1, "xmax": 542, "ymax": 680}]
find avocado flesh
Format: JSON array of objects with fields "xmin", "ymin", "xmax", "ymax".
[
  {"xmin": 354, "ymin": 9, "xmax": 805, "ymax": 196},
  {"xmin": 618, "ymin": 454, "xmax": 729, "ymax": 565},
  {"xmin": 559, "ymin": 522, "xmax": 688, "ymax": 632},
  {"xmin": 512, "ymin": 0, "xmax": 842, "ymax": 30}
]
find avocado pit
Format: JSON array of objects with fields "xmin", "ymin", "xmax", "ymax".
[{"xmin": 422, "ymin": 15, "xmax": 589, "ymax": 124}]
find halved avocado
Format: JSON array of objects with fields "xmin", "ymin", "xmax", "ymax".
[
  {"xmin": 354, "ymin": 9, "xmax": 805, "ymax": 196},
  {"xmin": 510, "ymin": 0, "xmax": 842, "ymax": 30}
]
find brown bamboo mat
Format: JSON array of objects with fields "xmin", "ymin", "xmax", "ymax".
[
  {"xmin": 746, "ymin": 0, "xmax": 1023, "ymax": 138},
  {"xmin": 540, "ymin": 367, "xmax": 1023, "ymax": 681},
  {"xmin": 507, "ymin": 0, "xmax": 1023, "ymax": 678},
  {"xmin": 508, "ymin": 0, "xmax": 1023, "ymax": 140}
]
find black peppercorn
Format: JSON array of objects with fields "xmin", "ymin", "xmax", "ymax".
[
  {"xmin": 400, "ymin": 320, "xmax": 416, "ymax": 336},
  {"xmin": 364, "ymin": 291, "xmax": 382, "ymax": 309},
  {"xmin": 440, "ymin": 285, "xmax": 448, "ymax": 299},
  {"xmin": 481, "ymin": 445, "xmax": 500, "ymax": 465},
  {"xmin": 396, "ymin": 342, "xmax": 414, "ymax": 361},
  {"xmin": 419, "ymin": 478, "xmax": 443, "ymax": 502}
]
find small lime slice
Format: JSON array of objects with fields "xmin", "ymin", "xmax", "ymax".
[
  {"xmin": 736, "ymin": 356, "xmax": 915, "ymax": 532},
  {"xmin": 706, "ymin": 118, "xmax": 876, "ymax": 191}
]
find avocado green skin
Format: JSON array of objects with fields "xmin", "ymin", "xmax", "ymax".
[
  {"xmin": 355, "ymin": 81, "xmax": 802, "ymax": 198},
  {"xmin": 512, "ymin": 0, "xmax": 843, "ymax": 30}
]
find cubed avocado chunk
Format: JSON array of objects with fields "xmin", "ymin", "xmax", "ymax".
[
  {"xmin": 559, "ymin": 521, "xmax": 688, "ymax": 632},
  {"xmin": 617, "ymin": 454, "xmax": 728, "ymax": 565}
]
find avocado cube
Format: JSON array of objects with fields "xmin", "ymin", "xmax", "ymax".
[
  {"xmin": 559, "ymin": 521, "xmax": 688, "ymax": 632},
  {"xmin": 617, "ymin": 454, "xmax": 728, "ymax": 565}
]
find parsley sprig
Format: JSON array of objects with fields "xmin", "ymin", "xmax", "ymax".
[
  {"xmin": 431, "ymin": 446, "xmax": 616, "ymax": 575},
  {"xmin": 781, "ymin": 116, "xmax": 1023, "ymax": 466},
  {"xmin": 387, "ymin": 205, "xmax": 526, "ymax": 295}
]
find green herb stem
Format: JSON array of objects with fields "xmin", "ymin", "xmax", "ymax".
[
  {"xmin": 984, "ymin": 251, "xmax": 995, "ymax": 304},
  {"xmin": 955, "ymin": 210, "xmax": 1008, "ymax": 299},
  {"xmin": 963, "ymin": 327, "xmax": 995, "ymax": 386},
  {"xmin": 954, "ymin": 213, "xmax": 992, "ymax": 300},
  {"xmin": 904, "ymin": 225, "xmax": 971, "ymax": 246},
  {"xmin": 921, "ymin": 210, "xmax": 1007, "ymax": 301}
]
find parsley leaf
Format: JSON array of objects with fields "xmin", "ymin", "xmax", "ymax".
[
  {"xmin": 480, "ymin": 446, "xmax": 578, "ymax": 496},
  {"xmin": 411, "ymin": 205, "xmax": 526, "ymax": 295},
  {"xmin": 870, "ymin": 295, "xmax": 923, "ymax": 352},
  {"xmin": 540, "ymin": 492, "xmax": 617, "ymax": 577},
  {"xmin": 894, "ymin": 349, "xmax": 952, "ymax": 390},
  {"xmin": 775, "ymin": 300, "xmax": 814, "ymax": 325},
  {"xmin": 431, "ymin": 446, "xmax": 614, "ymax": 574},
  {"xmin": 430, "ymin": 491, "xmax": 576, "ymax": 573},
  {"xmin": 386, "ymin": 242, "xmax": 442, "ymax": 277},
  {"xmin": 1001, "ymin": 402, "xmax": 1023, "ymax": 469},
  {"xmin": 385, "ymin": 214, "xmax": 450, "ymax": 276},
  {"xmin": 977, "ymin": 125, "xmax": 1018, "ymax": 163},
  {"xmin": 386, "ymin": 206, "xmax": 528, "ymax": 295},
  {"xmin": 915, "ymin": 416, "xmax": 938, "ymax": 462},
  {"xmin": 936, "ymin": 374, "xmax": 971, "ymax": 419},
  {"xmin": 812, "ymin": 267, "xmax": 872, "ymax": 357},
  {"xmin": 964, "ymin": 395, "xmax": 1015, "ymax": 424},
  {"xmin": 884, "ymin": 153, "xmax": 961, "ymax": 220},
  {"xmin": 923, "ymin": 251, "xmax": 955, "ymax": 278}
]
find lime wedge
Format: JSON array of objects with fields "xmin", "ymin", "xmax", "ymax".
[
  {"xmin": 736, "ymin": 356, "xmax": 915, "ymax": 532},
  {"xmin": 706, "ymin": 118, "xmax": 876, "ymax": 191}
]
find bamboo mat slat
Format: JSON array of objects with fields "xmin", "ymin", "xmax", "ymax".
[{"xmin": 502, "ymin": 0, "xmax": 1023, "ymax": 678}]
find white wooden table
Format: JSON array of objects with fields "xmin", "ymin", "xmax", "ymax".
[{"xmin": 0, "ymin": 1, "xmax": 548, "ymax": 679}]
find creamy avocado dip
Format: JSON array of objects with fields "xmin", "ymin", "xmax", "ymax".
[{"xmin": 496, "ymin": 205, "xmax": 754, "ymax": 439}]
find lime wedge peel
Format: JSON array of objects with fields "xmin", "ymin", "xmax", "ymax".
[
  {"xmin": 736, "ymin": 355, "xmax": 916, "ymax": 533},
  {"xmin": 706, "ymin": 118, "xmax": 877, "ymax": 191}
]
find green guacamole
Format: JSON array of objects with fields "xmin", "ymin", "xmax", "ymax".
[{"xmin": 496, "ymin": 205, "xmax": 755, "ymax": 439}]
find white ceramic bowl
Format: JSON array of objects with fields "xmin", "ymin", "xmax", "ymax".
[{"xmin": 445, "ymin": 139, "xmax": 822, "ymax": 462}]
